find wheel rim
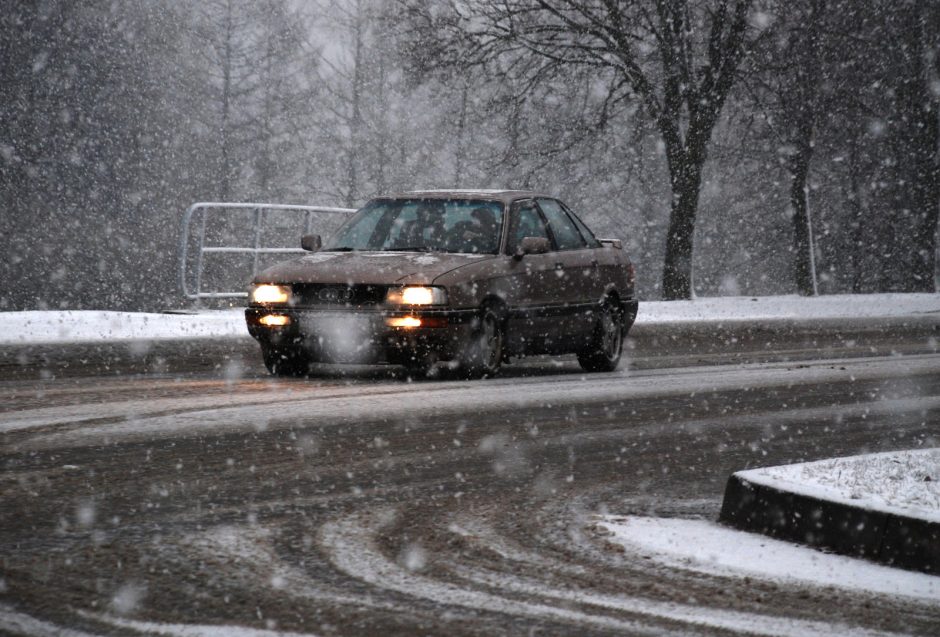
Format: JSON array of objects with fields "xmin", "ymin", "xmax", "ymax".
[{"xmin": 600, "ymin": 307, "xmax": 621, "ymax": 361}]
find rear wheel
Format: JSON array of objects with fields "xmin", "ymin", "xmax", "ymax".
[
  {"xmin": 261, "ymin": 345, "xmax": 312, "ymax": 377},
  {"xmin": 461, "ymin": 307, "xmax": 504, "ymax": 379},
  {"xmin": 577, "ymin": 300, "xmax": 623, "ymax": 372}
]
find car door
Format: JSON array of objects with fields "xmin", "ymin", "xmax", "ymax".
[
  {"xmin": 535, "ymin": 197, "xmax": 604, "ymax": 346},
  {"xmin": 502, "ymin": 199, "xmax": 561, "ymax": 354}
]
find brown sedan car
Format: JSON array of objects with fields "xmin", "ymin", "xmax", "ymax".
[{"xmin": 245, "ymin": 190, "xmax": 637, "ymax": 378}]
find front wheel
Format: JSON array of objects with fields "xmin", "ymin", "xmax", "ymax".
[
  {"xmin": 261, "ymin": 345, "xmax": 312, "ymax": 377},
  {"xmin": 577, "ymin": 301, "xmax": 623, "ymax": 372},
  {"xmin": 460, "ymin": 307, "xmax": 504, "ymax": 379}
]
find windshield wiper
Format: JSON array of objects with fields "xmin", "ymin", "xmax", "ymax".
[
  {"xmin": 384, "ymin": 246, "xmax": 439, "ymax": 252},
  {"xmin": 326, "ymin": 246, "xmax": 357, "ymax": 251}
]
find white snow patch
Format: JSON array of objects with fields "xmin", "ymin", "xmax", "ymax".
[
  {"xmin": 0, "ymin": 310, "xmax": 247, "ymax": 345},
  {"xmin": 86, "ymin": 613, "xmax": 318, "ymax": 637},
  {"xmin": 636, "ymin": 293, "xmax": 940, "ymax": 324},
  {"xmin": 410, "ymin": 254, "xmax": 439, "ymax": 265},
  {"xmin": 300, "ymin": 253, "xmax": 338, "ymax": 263},
  {"xmin": 739, "ymin": 448, "xmax": 940, "ymax": 523},
  {"xmin": 595, "ymin": 515, "xmax": 940, "ymax": 602},
  {"xmin": 0, "ymin": 604, "xmax": 97, "ymax": 637}
]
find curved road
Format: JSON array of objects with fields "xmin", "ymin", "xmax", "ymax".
[{"xmin": 1, "ymin": 324, "xmax": 939, "ymax": 636}]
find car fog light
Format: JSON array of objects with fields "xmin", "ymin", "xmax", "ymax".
[
  {"xmin": 387, "ymin": 316, "xmax": 422, "ymax": 328},
  {"xmin": 259, "ymin": 314, "xmax": 290, "ymax": 327}
]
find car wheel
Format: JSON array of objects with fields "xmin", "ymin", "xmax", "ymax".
[
  {"xmin": 261, "ymin": 345, "xmax": 311, "ymax": 377},
  {"xmin": 461, "ymin": 307, "xmax": 503, "ymax": 378},
  {"xmin": 577, "ymin": 300, "xmax": 623, "ymax": 372}
]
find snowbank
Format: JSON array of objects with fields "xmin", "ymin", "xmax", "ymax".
[
  {"xmin": 638, "ymin": 293, "xmax": 940, "ymax": 324},
  {"xmin": 0, "ymin": 292, "xmax": 938, "ymax": 345},
  {"xmin": 0, "ymin": 310, "xmax": 248, "ymax": 345},
  {"xmin": 738, "ymin": 448, "xmax": 940, "ymax": 524}
]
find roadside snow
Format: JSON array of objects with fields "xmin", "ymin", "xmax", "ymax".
[
  {"xmin": 594, "ymin": 515, "xmax": 940, "ymax": 601},
  {"xmin": 738, "ymin": 448, "xmax": 940, "ymax": 523},
  {"xmin": 637, "ymin": 292, "xmax": 940, "ymax": 323},
  {"xmin": 0, "ymin": 310, "xmax": 248, "ymax": 345},
  {"xmin": 1, "ymin": 293, "xmax": 938, "ymax": 345}
]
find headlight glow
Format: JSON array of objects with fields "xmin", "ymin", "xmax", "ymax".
[
  {"xmin": 251, "ymin": 284, "xmax": 291, "ymax": 304},
  {"xmin": 386, "ymin": 286, "xmax": 447, "ymax": 306}
]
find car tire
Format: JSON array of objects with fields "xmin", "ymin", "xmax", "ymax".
[
  {"xmin": 577, "ymin": 299, "xmax": 623, "ymax": 372},
  {"xmin": 461, "ymin": 306, "xmax": 504, "ymax": 379},
  {"xmin": 261, "ymin": 345, "xmax": 311, "ymax": 377}
]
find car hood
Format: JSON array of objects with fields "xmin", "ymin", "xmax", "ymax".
[{"xmin": 253, "ymin": 250, "xmax": 496, "ymax": 286}]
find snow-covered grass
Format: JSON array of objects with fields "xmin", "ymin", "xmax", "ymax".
[
  {"xmin": 738, "ymin": 448, "xmax": 940, "ymax": 523},
  {"xmin": 1, "ymin": 293, "xmax": 939, "ymax": 345},
  {"xmin": 594, "ymin": 515, "xmax": 940, "ymax": 601}
]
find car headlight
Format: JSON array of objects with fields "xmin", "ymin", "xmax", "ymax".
[
  {"xmin": 386, "ymin": 286, "xmax": 447, "ymax": 306},
  {"xmin": 250, "ymin": 284, "xmax": 291, "ymax": 305}
]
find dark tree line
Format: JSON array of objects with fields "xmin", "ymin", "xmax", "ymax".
[{"xmin": 0, "ymin": 0, "xmax": 937, "ymax": 310}]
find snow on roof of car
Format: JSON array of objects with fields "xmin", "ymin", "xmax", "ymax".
[{"xmin": 391, "ymin": 189, "xmax": 552, "ymax": 202}]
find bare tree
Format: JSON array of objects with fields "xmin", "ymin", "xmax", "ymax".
[{"xmin": 460, "ymin": 0, "xmax": 755, "ymax": 299}]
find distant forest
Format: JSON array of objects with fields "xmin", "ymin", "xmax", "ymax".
[{"xmin": 1, "ymin": 0, "xmax": 938, "ymax": 310}]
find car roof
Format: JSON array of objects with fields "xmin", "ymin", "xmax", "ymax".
[{"xmin": 382, "ymin": 189, "xmax": 554, "ymax": 205}]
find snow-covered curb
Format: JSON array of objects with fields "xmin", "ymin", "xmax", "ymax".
[
  {"xmin": 719, "ymin": 449, "xmax": 940, "ymax": 574},
  {"xmin": 1, "ymin": 293, "xmax": 939, "ymax": 345},
  {"xmin": 737, "ymin": 449, "xmax": 940, "ymax": 524}
]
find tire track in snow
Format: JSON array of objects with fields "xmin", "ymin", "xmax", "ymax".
[{"xmin": 318, "ymin": 509, "xmax": 913, "ymax": 637}]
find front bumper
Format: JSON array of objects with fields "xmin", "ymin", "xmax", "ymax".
[{"xmin": 245, "ymin": 307, "xmax": 477, "ymax": 364}]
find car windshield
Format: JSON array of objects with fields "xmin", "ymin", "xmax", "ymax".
[{"xmin": 324, "ymin": 198, "xmax": 504, "ymax": 254}]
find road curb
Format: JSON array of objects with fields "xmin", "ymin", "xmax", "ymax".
[
  {"xmin": 0, "ymin": 337, "xmax": 257, "ymax": 380},
  {"xmin": 718, "ymin": 471, "xmax": 940, "ymax": 574}
]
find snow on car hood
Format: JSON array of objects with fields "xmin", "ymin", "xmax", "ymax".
[{"xmin": 253, "ymin": 250, "xmax": 495, "ymax": 285}]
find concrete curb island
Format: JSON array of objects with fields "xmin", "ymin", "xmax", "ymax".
[{"xmin": 719, "ymin": 471, "xmax": 940, "ymax": 575}]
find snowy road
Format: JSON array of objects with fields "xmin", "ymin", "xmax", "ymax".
[{"xmin": 2, "ymin": 330, "xmax": 940, "ymax": 635}]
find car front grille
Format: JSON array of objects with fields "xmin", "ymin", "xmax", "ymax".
[{"xmin": 292, "ymin": 283, "xmax": 389, "ymax": 308}]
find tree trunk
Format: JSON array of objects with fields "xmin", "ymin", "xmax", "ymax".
[
  {"xmin": 661, "ymin": 158, "xmax": 704, "ymax": 300},
  {"xmin": 905, "ymin": 11, "xmax": 939, "ymax": 292},
  {"xmin": 788, "ymin": 142, "xmax": 815, "ymax": 296}
]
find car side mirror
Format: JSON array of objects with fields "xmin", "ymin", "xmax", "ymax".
[
  {"xmin": 301, "ymin": 234, "xmax": 322, "ymax": 252},
  {"xmin": 514, "ymin": 236, "xmax": 551, "ymax": 259}
]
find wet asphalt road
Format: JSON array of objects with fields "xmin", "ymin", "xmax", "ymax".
[{"xmin": 1, "ymin": 320, "xmax": 940, "ymax": 636}]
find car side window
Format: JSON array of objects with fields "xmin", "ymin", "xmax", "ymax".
[
  {"xmin": 508, "ymin": 202, "xmax": 550, "ymax": 254},
  {"xmin": 537, "ymin": 198, "xmax": 586, "ymax": 250},
  {"xmin": 559, "ymin": 201, "xmax": 601, "ymax": 248}
]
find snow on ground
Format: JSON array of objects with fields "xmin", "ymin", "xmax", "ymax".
[
  {"xmin": 594, "ymin": 515, "xmax": 940, "ymax": 601},
  {"xmin": 1, "ymin": 293, "xmax": 939, "ymax": 345},
  {"xmin": 0, "ymin": 310, "xmax": 248, "ymax": 345},
  {"xmin": 738, "ymin": 448, "xmax": 940, "ymax": 523},
  {"xmin": 637, "ymin": 292, "xmax": 940, "ymax": 323}
]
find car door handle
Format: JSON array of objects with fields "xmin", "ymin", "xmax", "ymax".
[
  {"xmin": 590, "ymin": 260, "xmax": 599, "ymax": 268},
  {"xmin": 555, "ymin": 263, "xmax": 564, "ymax": 270}
]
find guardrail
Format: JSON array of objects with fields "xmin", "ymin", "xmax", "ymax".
[{"xmin": 180, "ymin": 202, "xmax": 354, "ymax": 300}]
